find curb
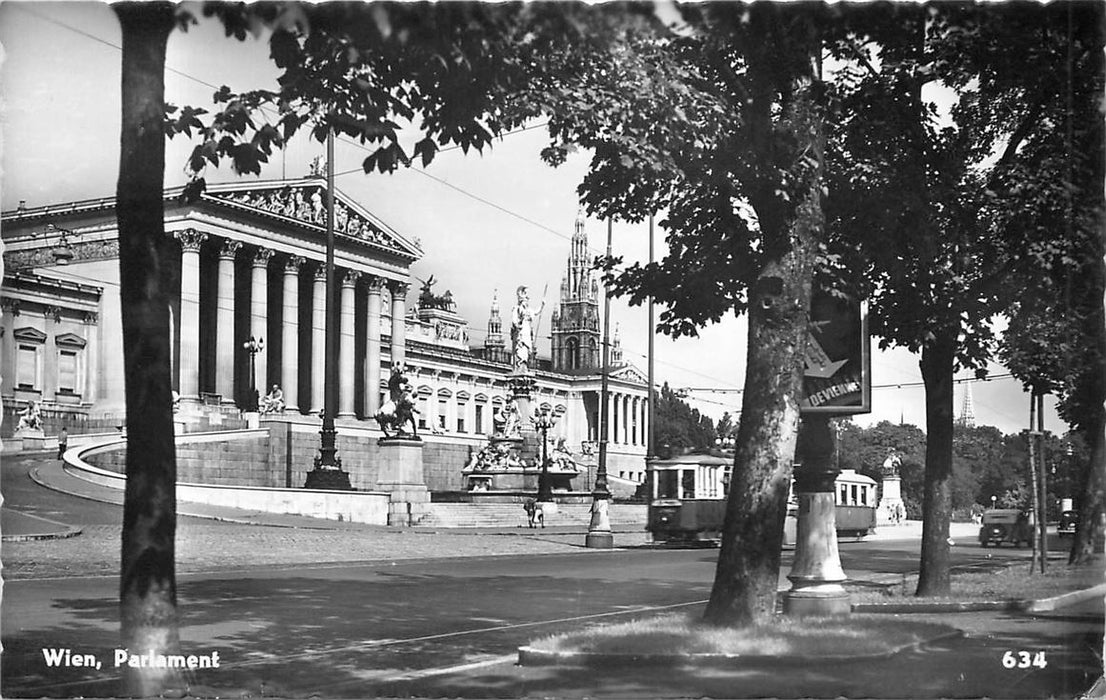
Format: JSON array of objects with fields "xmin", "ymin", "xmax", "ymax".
[
  {"xmin": 518, "ymin": 629, "xmax": 964, "ymax": 668},
  {"xmin": 1, "ymin": 510, "xmax": 83, "ymax": 542},
  {"xmin": 1024, "ymin": 582, "xmax": 1106, "ymax": 612}
]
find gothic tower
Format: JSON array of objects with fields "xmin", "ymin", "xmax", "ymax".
[
  {"xmin": 551, "ymin": 210, "xmax": 601, "ymax": 370},
  {"xmin": 484, "ymin": 290, "xmax": 508, "ymax": 364}
]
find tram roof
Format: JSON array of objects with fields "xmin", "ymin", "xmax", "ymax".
[{"xmin": 648, "ymin": 453, "xmax": 732, "ymax": 467}]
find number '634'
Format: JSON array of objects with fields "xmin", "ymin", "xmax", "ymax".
[{"xmin": 1002, "ymin": 651, "xmax": 1047, "ymax": 669}]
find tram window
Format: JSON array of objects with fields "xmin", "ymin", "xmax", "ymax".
[
  {"xmin": 656, "ymin": 471, "xmax": 679, "ymax": 499},
  {"xmin": 839, "ymin": 485, "xmax": 848, "ymax": 504},
  {"xmin": 681, "ymin": 471, "xmax": 696, "ymax": 499},
  {"xmin": 860, "ymin": 487, "xmax": 868, "ymax": 506},
  {"xmin": 850, "ymin": 485, "xmax": 858, "ymax": 505}
]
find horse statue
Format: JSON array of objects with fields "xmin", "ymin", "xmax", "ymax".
[{"xmin": 374, "ymin": 366, "xmax": 420, "ymax": 439}]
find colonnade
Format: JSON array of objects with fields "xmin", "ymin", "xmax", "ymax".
[
  {"xmin": 605, "ymin": 391, "xmax": 647, "ymax": 447},
  {"xmin": 173, "ymin": 229, "xmax": 407, "ymax": 417}
]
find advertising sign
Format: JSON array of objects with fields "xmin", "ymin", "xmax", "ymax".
[{"xmin": 800, "ymin": 289, "xmax": 871, "ymax": 415}]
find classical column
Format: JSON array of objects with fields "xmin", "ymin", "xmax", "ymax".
[
  {"xmin": 249, "ymin": 247, "xmax": 273, "ymax": 391},
  {"xmin": 215, "ymin": 239, "xmax": 241, "ymax": 404},
  {"xmin": 389, "ymin": 281, "xmax": 408, "ymax": 369},
  {"xmin": 281, "ymin": 256, "xmax": 304, "ymax": 413},
  {"xmin": 83, "ymin": 313, "xmax": 99, "ymax": 404},
  {"xmin": 43, "ymin": 306, "xmax": 60, "ymax": 401},
  {"xmin": 310, "ymin": 265, "xmax": 326, "ymax": 414},
  {"xmin": 338, "ymin": 269, "xmax": 360, "ymax": 418},
  {"xmin": 174, "ymin": 229, "xmax": 207, "ymax": 401},
  {"xmin": 365, "ymin": 276, "xmax": 384, "ymax": 415},
  {"xmin": 607, "ymin": 393, "xmax": 616, "ymax": 444},
  {"xmin": 0, "ymin": 300, "xmax": 17, "ymax": 399}
]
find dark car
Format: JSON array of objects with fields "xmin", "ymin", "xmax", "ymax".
[
  {"xmin": 1058, "ymin": 510, "xmax": 1079, "ymax": 538},
  {"xmin": 978, "ymin": 509, "xmax": 1034, "ymax": 547}
]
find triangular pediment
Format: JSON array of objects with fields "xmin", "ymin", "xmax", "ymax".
[
  {"xmin": 610, "ymin": 363, "xmax": 648, "ymax": 385},
  {"xmin": 13, "ymin": 327, "xmax": 47, "ymax": 343},
  {"xmin": 200, "ymin": 179, "xmax": 422, "ymax": 260},
  {"xmin": 55, "ymin": 332, "xmax": 87, "ymax": 348}
]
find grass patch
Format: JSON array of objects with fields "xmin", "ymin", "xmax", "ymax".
[
  {"xmin": 849, "ymin": 560, "xmax": 1105, "ymax": 604},
  {"xmin": 529, "ymin": 613, "xmax": 953, "ymax": 658}
]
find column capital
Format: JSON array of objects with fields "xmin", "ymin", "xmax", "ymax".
[
  {"xmin": 341, "ymin": 270, "xmax": 362, "ymax": 288},
  {"xmin": 83, "ymin": 311, "xmax": 99, "ymax": 325},
  {"xmin": 43, "ymin": 305, "xmax": 62, "ymax": 323},
  {"xmin": 389, "ymin": 281, "xmax": 410, "ymax": 297},
  {"xmin": 218, "ymin": 239, "xmax": 242, "ymax": 260},
  {"xmin": 313, "ymin": 265, "xmax": 327, "ymax": 282},
  {"xmin": 251, "ymin": 247, "xmax": 275, "ymax": 267},
  {"xmin": 174, "ymin": 228, "xmax": 208, "ymax": 252},
  {"xmin": 284, "ymin": 255, "xmax": 306, "ymax": 274},
  {"xmin": 367, "ymin": 276, "xmax": 387, "ymax": 293}
]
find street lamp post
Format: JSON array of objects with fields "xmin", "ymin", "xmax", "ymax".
[
  {"xmin": 242, "ymin": 335, "xmax": 264, "ymax": 412},
  {"xmin": 533, "ymin": 405, "xmax": 558, "ymax": 502},
  {"xmin": 586, "ymin": 218, "xmax": 614, "ymax": 549}
]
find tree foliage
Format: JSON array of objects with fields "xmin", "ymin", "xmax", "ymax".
[
  {"xmin": 825, "ymin": 2, "xmax": 1103, "ymax": 593},
  {"xmin": 653, "ymin": 383, "xmax": 717, "ymax": 454}
]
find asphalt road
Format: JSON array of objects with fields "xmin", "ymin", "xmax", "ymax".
[{"xmin": 1, "ymin": 453, "xmax": 1094, "ymax": 699}]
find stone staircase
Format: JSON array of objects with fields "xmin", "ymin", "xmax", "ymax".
[{"xmin": 419, "ymin": 502, "xmax": 647, "ymax": 529}]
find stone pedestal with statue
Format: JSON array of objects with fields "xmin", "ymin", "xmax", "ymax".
[{"xmin": 876, "ymin": 452, "xmax": 907, "ymax": 525}]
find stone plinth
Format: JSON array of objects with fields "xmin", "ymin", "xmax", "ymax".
[
  {"xmin": 377, "ymin": 436, "xmax": 431, "ymax": 526},
  {"xmin": 15, "ymin": 428, "xmax": 46, "ymax": 451},
  {"xmin": 877, "ymin": 476, "xmax": 905, "ymax": 525}
]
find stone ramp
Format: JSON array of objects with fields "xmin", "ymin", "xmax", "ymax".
[{"xmin": 420, "ymin": 502, "xmax": 647, "ymax": 528}]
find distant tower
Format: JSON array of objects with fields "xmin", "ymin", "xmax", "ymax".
[
  {"xmin": 484, "ymin": 290, "xmax": 507, "ymax": 363},
  {"xmin": 956, "ymin": 380, "xmax": 976, "ymax": 428},
  {"xmin": 611, "ymin": 323, "xmax": 624, "ymax": 364},
  {"xmin": 551, "ymin": 209, "xmax": 601, "ymax": 370}
]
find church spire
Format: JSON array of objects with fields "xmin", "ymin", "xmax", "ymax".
[{"xmin": 484, "ymin": 289, "xmax": 506, "ymax": 362}]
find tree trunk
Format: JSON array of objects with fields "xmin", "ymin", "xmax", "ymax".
[
  {"xmin": 115, "ymin": 4, "xmax": 182, "ymax": 696},
  {"xmin": 916, "ymin": 332, "xmax": 956, "ymax": 596},
  {"xmin": 703, "ymin": 30, "xmax": 823, "ymax": 625},
  {"xmin": 1070, "ymin": 252, "xmax": 1106, "ymax": 564}
]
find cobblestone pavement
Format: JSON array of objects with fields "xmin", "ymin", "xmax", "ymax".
[{"xmin": 1, "ymin": 519, "xmax": 651, "ymax": 580}]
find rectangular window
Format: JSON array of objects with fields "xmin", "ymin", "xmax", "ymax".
[
  {"xmin": 475, "ymin": 405, "xmax": 484, "ymax": 434},
  {"xmin": 57, "ymin": 350, "xmax": 78, "ymax": 393},
  {"xmin": 681, "ymin": 470, "xmax": 696, "ymax": 499},
  {"xmin": 656, "ymin": 470, "xmax": 678, "ymax": 500},
  {"xmin": 457, "ymin": 416, "xmax": 465, "ymax": 433},
  {"xmin": 17, "ymin": 345, "xmax": 38, "ymax": 389},
  {"xmin": 438, "ymin": 399, "xmax": 448, "ymax": 430},
  {"xmin": 418, "ymin": 397, "xmax": 428, "ymax": 430},
  {"xmin": 850, "ymin": 484, "xmax": 858, "ymax": 505},
  {"xmin": 839, "ymin": 485, "xmax": 848, "ymax": 505}
]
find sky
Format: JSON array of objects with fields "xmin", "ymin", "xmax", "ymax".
[{"xmin": 0, "ymin": 1, "xmax": 1065, "ymax": 436}]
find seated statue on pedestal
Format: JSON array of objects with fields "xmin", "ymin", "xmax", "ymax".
[
  {"xmin": 260, "ymin": 385, "xmax": 285, "ymax": 415},
  {"xmin": 16, "ymin": 400, "xmax": 42, "ymax": 433}
]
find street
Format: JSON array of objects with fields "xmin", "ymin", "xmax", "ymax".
[{"xmin": 2, "ymin": 454, "xmax": 1098, "ymax": 699}]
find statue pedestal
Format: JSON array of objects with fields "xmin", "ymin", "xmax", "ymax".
[
  {"xmin": 377, "ymin": 437, "xmax": 430, "ymax": 526},
  {"xmin": 15, "ymin": 428, "xmax": 46, "ymax": 452},
  {"xmin": 877, "ymin": 476, "xmax": 905, "ymax": 525}
]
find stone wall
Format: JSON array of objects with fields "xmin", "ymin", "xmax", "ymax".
[
  {"xmin": 82, "ymin": 431, "xmax": 273, "ymax": 487},
  {"xmin": 265, "ymin": 418, "xmax": 475, "ymax": 492}
]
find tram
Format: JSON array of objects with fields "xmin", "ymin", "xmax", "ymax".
[{"xmin": 645, "ymin": 454, "xmax": 878, "ymax": 544}]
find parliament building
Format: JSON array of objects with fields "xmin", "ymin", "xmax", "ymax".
[{"xmin": 0, "ymin": 177, "xmax": 650, "ymax": 492}]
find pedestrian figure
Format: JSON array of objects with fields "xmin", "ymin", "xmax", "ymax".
[
  {"xmin": 57, "ymin": 427, "xmax": 68, "ymax": 460},
  {"xmin": 524, "ymin": 498, "xmax": 544, "ymax": 529}
]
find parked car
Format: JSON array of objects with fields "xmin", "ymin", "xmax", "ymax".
[
  {"xmin": 978, "ymin": 509, "xmax": 1034, "ymax": 547},
  {"xmin": 1058, "ymin": 510, "xmax": 1079, "ymax": 538}
]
